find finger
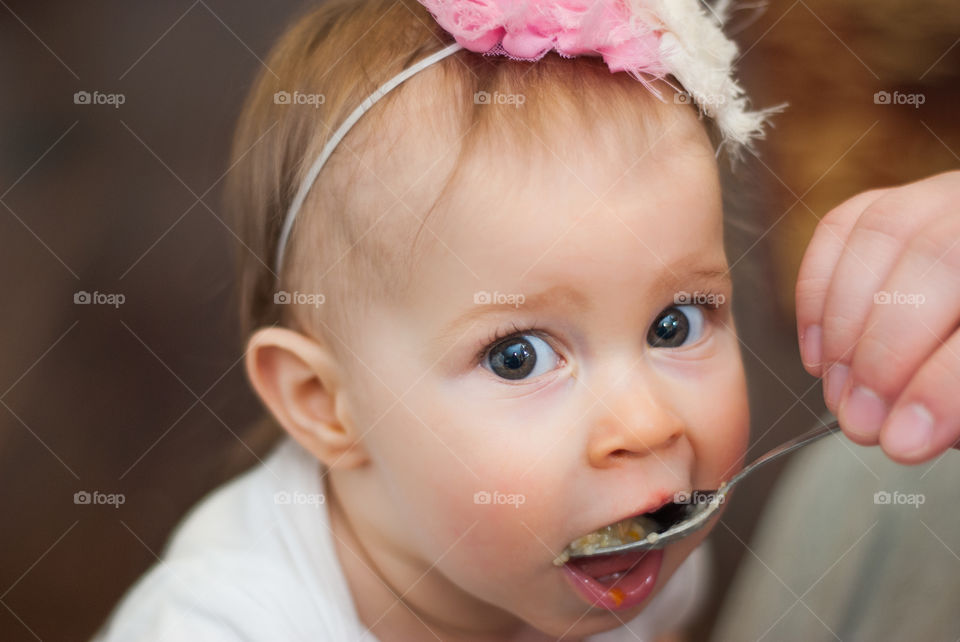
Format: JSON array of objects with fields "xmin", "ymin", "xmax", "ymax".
[
  {"xmin": 837, "ymin": 213, "xmax": 960, "ymax": 444},
  {"xmin": 877, "ymin": 327, "xmax": 960, "ymax": 464},
  {"xmin": 819, "ymin": 187, "xmax": 948, "ymax": 412},
  {"xmin": 795, "ymin": 188, "xmax": 889, "ymax": 377}
]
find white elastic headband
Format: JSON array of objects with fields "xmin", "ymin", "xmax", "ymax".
[{"xmin": 274, "ymin": 41, "xmax": 464, "ymax": 275}]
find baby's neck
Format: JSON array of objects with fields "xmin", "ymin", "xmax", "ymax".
[{"xmin": 325, "ymin": 474, "xmax": 571, "ymax": 642}]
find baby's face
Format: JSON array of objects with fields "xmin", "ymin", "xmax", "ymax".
[{"xmin": 330, "ymin": 106, "xmax": 749, "ymax": 637}]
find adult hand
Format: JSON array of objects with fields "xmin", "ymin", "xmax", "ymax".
[{"xmin": 796, "ymin": 170, "xmax": 960, "ymax": 464}]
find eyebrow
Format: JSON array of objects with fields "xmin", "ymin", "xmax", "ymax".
[
  {"xmin": 437, "ymin": 284, "xmax": 589, "ymax": 344},
  {"xmin": 666, "ymin": 267, "xmax": 733, "ymax": 291},
  {"xmin": 437, "ymin": 267, "xmax": 732, "ymax": 343}
]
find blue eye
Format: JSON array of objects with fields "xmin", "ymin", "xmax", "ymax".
[
  {"xmin": 647, "ymin": 305, "xmax": 705, "ymax": 348},
  {"xmin": 483, "ymin": 334, "xmax": 559, "ymax": 380}
]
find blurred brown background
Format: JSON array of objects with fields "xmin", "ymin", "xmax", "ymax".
[{"xmin": 0, "ymin": 1, "xmax": 957, "ymax": 640}]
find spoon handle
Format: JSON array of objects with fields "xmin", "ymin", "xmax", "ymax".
[{"xmin": 723, "ymin": 418, "xmax": 842, "ymax": 492}]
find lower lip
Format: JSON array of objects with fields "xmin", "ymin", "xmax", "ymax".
[{"xmin": 560, "ymin": 548, "xmax": 663, "ymax": 611}]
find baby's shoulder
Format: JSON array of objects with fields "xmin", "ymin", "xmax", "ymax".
[
  {"xmin": 94, "ymin": 440, "xmax": 365, "ymax": 640},
  {"xmin": 92, "ymin": 549, "xmax": 333, "ymax": 641},
  {"xmin": 164, "ymin": 437, "xmax": 325, "ymax": 556}
]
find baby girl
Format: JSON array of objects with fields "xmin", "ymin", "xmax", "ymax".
[{"xmin": 93, "ymin": 0, "xmax": 960, "ymax": 640}]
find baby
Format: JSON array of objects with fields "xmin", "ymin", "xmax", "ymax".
[{"xmin": 93, "ymin": 0, "xmax": 960, "ymax": 640}]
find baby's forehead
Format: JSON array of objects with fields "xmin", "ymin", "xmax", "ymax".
[
  {"xmin": 397, "ymin": 155, "xmax": 724, "ymax": 312},
  {"xmin": 337, "ymin": 65, "xmax": 721, "ymax": 297}
]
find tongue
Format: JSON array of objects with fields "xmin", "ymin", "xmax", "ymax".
[{"xmin": 567, "ymin": 549, "xmax": 649, "ymax": 581}]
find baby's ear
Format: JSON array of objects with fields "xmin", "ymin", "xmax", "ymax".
[{"xmin": 244, "ymin": 327, "xmax": 368, "ymax": 469}]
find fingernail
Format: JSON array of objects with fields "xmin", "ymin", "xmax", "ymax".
[
  {"xmin": 824, "ymin": 363, "xmax": 849, "ymax": 409},
  {"xmin": 883, "ymin": 403, "xmax": 935, "ymax": 458},
  {"xmin": 800, "ymin": 324, "xmax": 822, "ymax": 368},
  {"xmin": 839, "ymin": 385, "xmax": 887, "ymax": 440}
]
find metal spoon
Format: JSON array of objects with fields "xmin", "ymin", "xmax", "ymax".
[{"xmin": 568, "ymin": 418, "xmax": 843, "ymax": 559}]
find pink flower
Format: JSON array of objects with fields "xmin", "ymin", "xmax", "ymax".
[
  {"xmin": 420, "ymin": 0, "xmax": 504, "ymax": 52},
  {"xmin": 418, "ymin": 0, "xmax": 668, "ymax": 72},
  {"xmin": 501, "ymin": 24, "xmax": 555, "ymax": 58}
]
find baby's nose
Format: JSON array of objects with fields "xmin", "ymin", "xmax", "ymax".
[{"xmin": 585, "ymin": 382, "xmax": 684, "ymax": 469}]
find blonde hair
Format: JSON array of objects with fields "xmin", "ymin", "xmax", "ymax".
[{"xmin": 226, "ymin": 0, "xmax": 712, "ymax": 357}]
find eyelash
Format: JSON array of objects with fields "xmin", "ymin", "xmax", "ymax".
[
  {"xmin": 472, "ymin": 288, "xmax": 727, "ymax": 366},
  {"xmin": 473, "ymin": 320, "xmax": 543, "ymax": 366}
]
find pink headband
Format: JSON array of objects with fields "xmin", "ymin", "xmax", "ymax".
[{"xmin": 274, "ymin": 0, "xmax": 780, "ymax": 275}]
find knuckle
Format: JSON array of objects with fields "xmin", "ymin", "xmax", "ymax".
[
  {"xmin": 852, "ymin": 198, "xmax": 914, "ymax": 247},
  {"xmin": 912, "ymin": 348, "xmax": 960, "ymax": 405},
  {"xmin": 820, "ymin": 308, "xmax": 862, "ymax": 361},
  {"xmin": 821, "ymin": 187, "xmax": 889, "ymax": 229},
  {"xmin": 795, "ymin": 274, "xmax": 829, "ymax": 309},
  {"xmin": 906, "ymin": 219, "xmax": 960, "ymax": 274},
  {"xmin": 816, "ymin": 206, "xmax": 856, "ymax": 243},
  {"xmin": 852, "ymin": 334, "xmax": 912, "ymax": 397}
]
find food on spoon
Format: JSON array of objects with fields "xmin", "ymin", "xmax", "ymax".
[{"xmin": 553, "ymin": 514, "xmax": 660, "ymax": 565}]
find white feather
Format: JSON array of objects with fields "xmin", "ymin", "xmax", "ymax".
[{"xmin": 639, "ymin": 0, "xmax": 783, "ymax": 157}]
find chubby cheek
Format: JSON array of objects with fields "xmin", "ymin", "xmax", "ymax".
[
  {"xmin": 366, "ymin": 395, "xmax": 576, "ymax": 608},
  {"xmin": 362, "ymin": 393, "xmax": 558, "ymax": 563},
  {"xmin": 433, "ymin": 476, "xmax": 581, "ymax": 624},
  {"xmin": 687, "ymin": 345, "xmax": 750, "ymax": 488}
]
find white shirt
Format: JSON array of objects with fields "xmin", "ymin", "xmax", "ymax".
[{"xmin": 93, "ymin": 438, "xmax": 710, "ymax": 641}]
